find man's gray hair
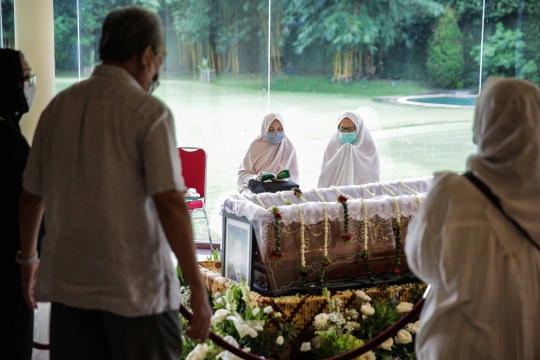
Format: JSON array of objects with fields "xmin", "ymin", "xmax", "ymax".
[{"xmin": 99, "ymin": 5, "xmax": 163, "ymax": 62}]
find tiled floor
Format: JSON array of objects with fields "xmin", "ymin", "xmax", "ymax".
[{"xmin": 31, "ymin": 249, "xmax": 220, "ymax": 359}]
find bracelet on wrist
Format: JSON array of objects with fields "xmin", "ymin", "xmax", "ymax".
[{"xmin": 15, "ymin": 251, "xmax": 39, "ymax": 265}]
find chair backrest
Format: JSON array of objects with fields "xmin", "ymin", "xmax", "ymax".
[{"xmin": 178, "ymin": 147, "xmax": 207, "ymax": 199}]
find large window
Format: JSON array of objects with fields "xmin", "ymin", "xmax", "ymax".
[{"xmin": 2, "ymin": 0, "xmax": 538, "ymax": 240}]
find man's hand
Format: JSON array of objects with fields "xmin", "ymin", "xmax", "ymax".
[
  {"xmin": 19, "ymin": 190, "xmax": 44, "ymax": 310},
  {"xmin": 153, "ymin": 189, "xmax": 212, "ymax": 342},
  {"xmin": 185, "ymin": 285, "xmax": 212, "ymax": 342},
  {"xmin": 20, "ymin": 260, "xmax": 40, "ymax": 309}
]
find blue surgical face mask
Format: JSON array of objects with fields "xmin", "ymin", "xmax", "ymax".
[
  {"xmin": 266, "ymin": 132, "xmax": 285, "ymax": 144},
  {"xmin": 339, "ymin": 132, "xmax": 357, "ymax": 144}
]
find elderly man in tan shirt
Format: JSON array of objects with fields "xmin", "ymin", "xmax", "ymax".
[{"xmin": 17, "ymin": 6, "xmax": 211, "ymax": 359}]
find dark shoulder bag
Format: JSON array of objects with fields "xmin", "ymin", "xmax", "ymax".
[{"xmin": 463, "ymin": 171, "xmax": 540, "ymax": 252}]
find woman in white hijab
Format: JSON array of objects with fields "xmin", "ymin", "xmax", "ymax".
[
  {"xmin": 317, "ymin": 108, "xmax": 380, "ymax": 188},
  {"xmin": 237, "ymin": 111, "xmax": 300, "ymax": 193},
  {"xmin": 405, "ymin": 77, "xmax": 540, "ymax": 359}
]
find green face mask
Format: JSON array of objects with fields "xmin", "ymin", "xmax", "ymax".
[{"xmin": 339, "ymin": 132, "xmax": 357, "ymax": 144}]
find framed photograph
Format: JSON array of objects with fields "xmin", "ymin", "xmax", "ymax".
[{"xmin": 223, "ymin": 217, "xmax": 252, "ymax": 285}]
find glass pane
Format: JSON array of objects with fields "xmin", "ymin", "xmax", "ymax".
[
  {"xmin": 481, "ymin": 0, "xmax": 540, "ymax": 86},
  {"xmin": 164, "ymin": 1, "xmax": 267, "ymax": 241},
  {"xmin": 54, "ymin": 0, "xmax": 78, "ymax": 92},
  {"xmin": 1, "ymin": 0, "xmax": 14, "ymax": 49},
  {"xmin": 269, "ymin": 1, "xmax": 480, "ymax": 188},
  {"xmin": 54, "ymin": 1, "xmax": 267, "ymax": 241}
]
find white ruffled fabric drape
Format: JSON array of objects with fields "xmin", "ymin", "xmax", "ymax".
[
  {"xmin": 223, "ymin": 176, "xmax": 432, "ymax": 227},
  {"xmin": 317, "ymin": 108, "xmax": 380, "ymax": 188},
  {"xmin": 237, "ymin": 111, "xmax": 300, "ymax": 192},
  {"xmin": 468, "ymin": 77, "xmax": 540, "ymax": 247}
]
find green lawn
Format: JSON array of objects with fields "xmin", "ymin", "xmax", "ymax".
[{"xmin": 55, "ymin": 74, "xmax": 476, "ymax": 241}]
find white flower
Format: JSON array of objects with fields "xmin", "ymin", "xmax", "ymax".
[
  {"xmin": 314, "ymin": 313, "xmax": 329, "ymax": 327},
  {"xmin": 412, "ymin": 320, "xmax": 420, "ymax": 333},
  {"xmin": 216, "ymin": 297, "xmax": 224, "ymax": 305},
  {"xmin": 186, "ymin": 343, "xmax": 208, "ymax": 360},
  {"xmin": 214, "ymin": 309, "xmax": 228, "ymax": 320},
  {"xmin": 311, "ymin": 336, "xmax": 322, "ymax": 349},
  {"xmin": 211, "ymin": 309, "xmax": 229, "ymax": 326},
  {"xmin": 396, "ymin": 329, "xmax": 413, "ymax": 344},
  {"xmin": 214, "ymin": 291, "xmax": 222, "ymax": 298},
  {"xmin": 252, "ymin": 307, "xmax": 260, "ymax": 316},
  {"xmin": 216, "ymin": 336, "xmax": 241, "ymax": 360},
  {"xmin": 379, "ymin": 337, "xmax": 393, "ymax": 351},
  {"xmin": 274, "ymin": 312, "xmax": 282, "ymax": 318},
  {"xmin": 276, "ymin": 336, "xmax": 284, "ymax": 345},
  {"xmin": 355, "ymin": 290, "xmax": 371, "ymax": 302},
  {"xmin": 263, "ymin": 306, "xmax": 273, "ymax": 314},
  {"xmin": 359, "ymin": 350, "xmax": 376, "ymax": 360},
  {"xmin": 300, "ymin": 342, "xmax": 311, "ymax": 352},
  {"xmin": 227, "ymin": 315, "xmax": 258, "ymax": 339},
  {"xmin": 396, "ymin": 302, "xmax": 414, "ymax": 313},
  {"xmin": 361, "ymin": 304, "xmax": 375, "ymax": 316},
  {"xmin": 247, "ymin": 319, "xmax": 265, "ymax": 332}
]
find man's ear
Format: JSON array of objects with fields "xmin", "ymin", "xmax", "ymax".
[{"xmin": 140, "ymin": 46, "xmax": 153, "ymax": 68}]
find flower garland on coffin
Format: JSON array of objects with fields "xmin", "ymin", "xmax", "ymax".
[{"xmin": 240, "ymin": 185, "xmax": 426, "ymax": 291}]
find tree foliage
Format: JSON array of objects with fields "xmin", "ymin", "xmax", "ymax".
[
  {"xmin": 427, "ymin": 7, "xmax": 464, "ymax": 88},
  {"xmin": 1, "ymin": 0, "xmax": 537, "ymax": 85},
  {"xmin": 471, "ymin": 22, "xmax": 539, "ymax": 83}
]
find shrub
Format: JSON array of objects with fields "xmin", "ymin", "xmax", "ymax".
[
  {"xmin": 471, "ymin": 22, "xmax": 540, "ymax": 85},
  {"xmin": 426, "ymin": 7, "xmax": 464, "ymax": 88}
]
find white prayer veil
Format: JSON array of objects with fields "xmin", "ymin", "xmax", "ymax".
[
  {"xmin": 317, "ymin": 109, "xmax": 380, "ymax": 188},
  {"xmin": 237, "ymin": 111, "xmax": 300, "ymax": 188},
  {"xmin": 468, "ymin": 77, "xmax": 540, "ymax": 247}
]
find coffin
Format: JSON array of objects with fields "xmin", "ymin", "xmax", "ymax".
[{"xmin": 221, "ymin": 177, "xmax": 433, "ymax": 296}]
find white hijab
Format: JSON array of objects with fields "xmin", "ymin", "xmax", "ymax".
[
  {"xmin": 468, "ymin": 77, "xmax": 540, "ymax": 247},
  {"xmin": 317, "ymin": 109, "xmax": 380, "ymax": 188},
  {"xmin": 237, "ymin": 111, "xmax": 300, "ymax": 187}
]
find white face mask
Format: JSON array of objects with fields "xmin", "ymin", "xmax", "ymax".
[{"xmin": 24, "ymin": 82, "xmax": 36, "ymax": 109}]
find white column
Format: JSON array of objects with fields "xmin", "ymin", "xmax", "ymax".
[{"xmin": 14, "ymin": 0, "xmax": 55, "ymax": 144}]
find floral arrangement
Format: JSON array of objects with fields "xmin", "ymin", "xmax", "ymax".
[
  {"xmin": 313, "ymin": 189, "xmax": 332, "ymax": 287},
  {"xmin": 270, "ymin": 206, "xmax": 283, "ymax": 261},
  {"xmin": 252, "ymin": 193, "xmax": 268, "ymax": 209},
  {"xmin": 380, "ymin": 184, "xmax": 402, "ymax": 278},
  {"xmin": 360, "ymin": 185, "xmax": 376, "ymax": 198},
  {"xmin": 360, "ymin": 199, "xmax": 375, "ymax": 285},
  {"xmin": 182, "ymin": 279, "xmax": 298, "ymax": 360},
  {"xmin": 279, "ymin": 192, "xmax": 292, "ymax": 205},
  {"xmin": 295, "ymin": 204, "xmax": 309, "ymax": 290},
  {"xmin": 399, "ymin": 181, "xmax": 422, "ymax": 208},
  {"xmin": 336, "ymin": 195, "xmax": 351, "ymax": 243},
  {"xmin": 291, "ymin": 187, "xmax": 307, "ymax": 203},
  {"xmin": 303, "ymin": 288, "xmax": 420, "ymax": 360}
]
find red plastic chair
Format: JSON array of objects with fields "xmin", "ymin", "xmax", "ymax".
[{"xmin": 178, "ymin": 147, "xmax": 213, "ymax": 250}]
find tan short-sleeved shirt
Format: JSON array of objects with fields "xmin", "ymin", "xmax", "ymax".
[{"xmin": 23, "ymin": 65, "xmax": 184, "ymax": 317}]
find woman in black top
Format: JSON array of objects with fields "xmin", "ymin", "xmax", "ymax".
[{"xmin": 0, "ymin": 48, "xmax": 41, "ymax": 360}]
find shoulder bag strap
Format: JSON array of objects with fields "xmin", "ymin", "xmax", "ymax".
[{"xmin": 463, "ymin": 171, "xmax": 540, "ymax": 252}]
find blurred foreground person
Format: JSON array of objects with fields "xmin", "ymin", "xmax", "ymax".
[
  {"xmin": 1, "ymin": 48, "xmax": 39, "ymax": 360},
  {"xmin": 18, "ymin": 6, "xmax": 211, "ymax": 360},
  {"xmin": 406, "ymin": 77, "xmax": 540, "ymax": 359}
]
